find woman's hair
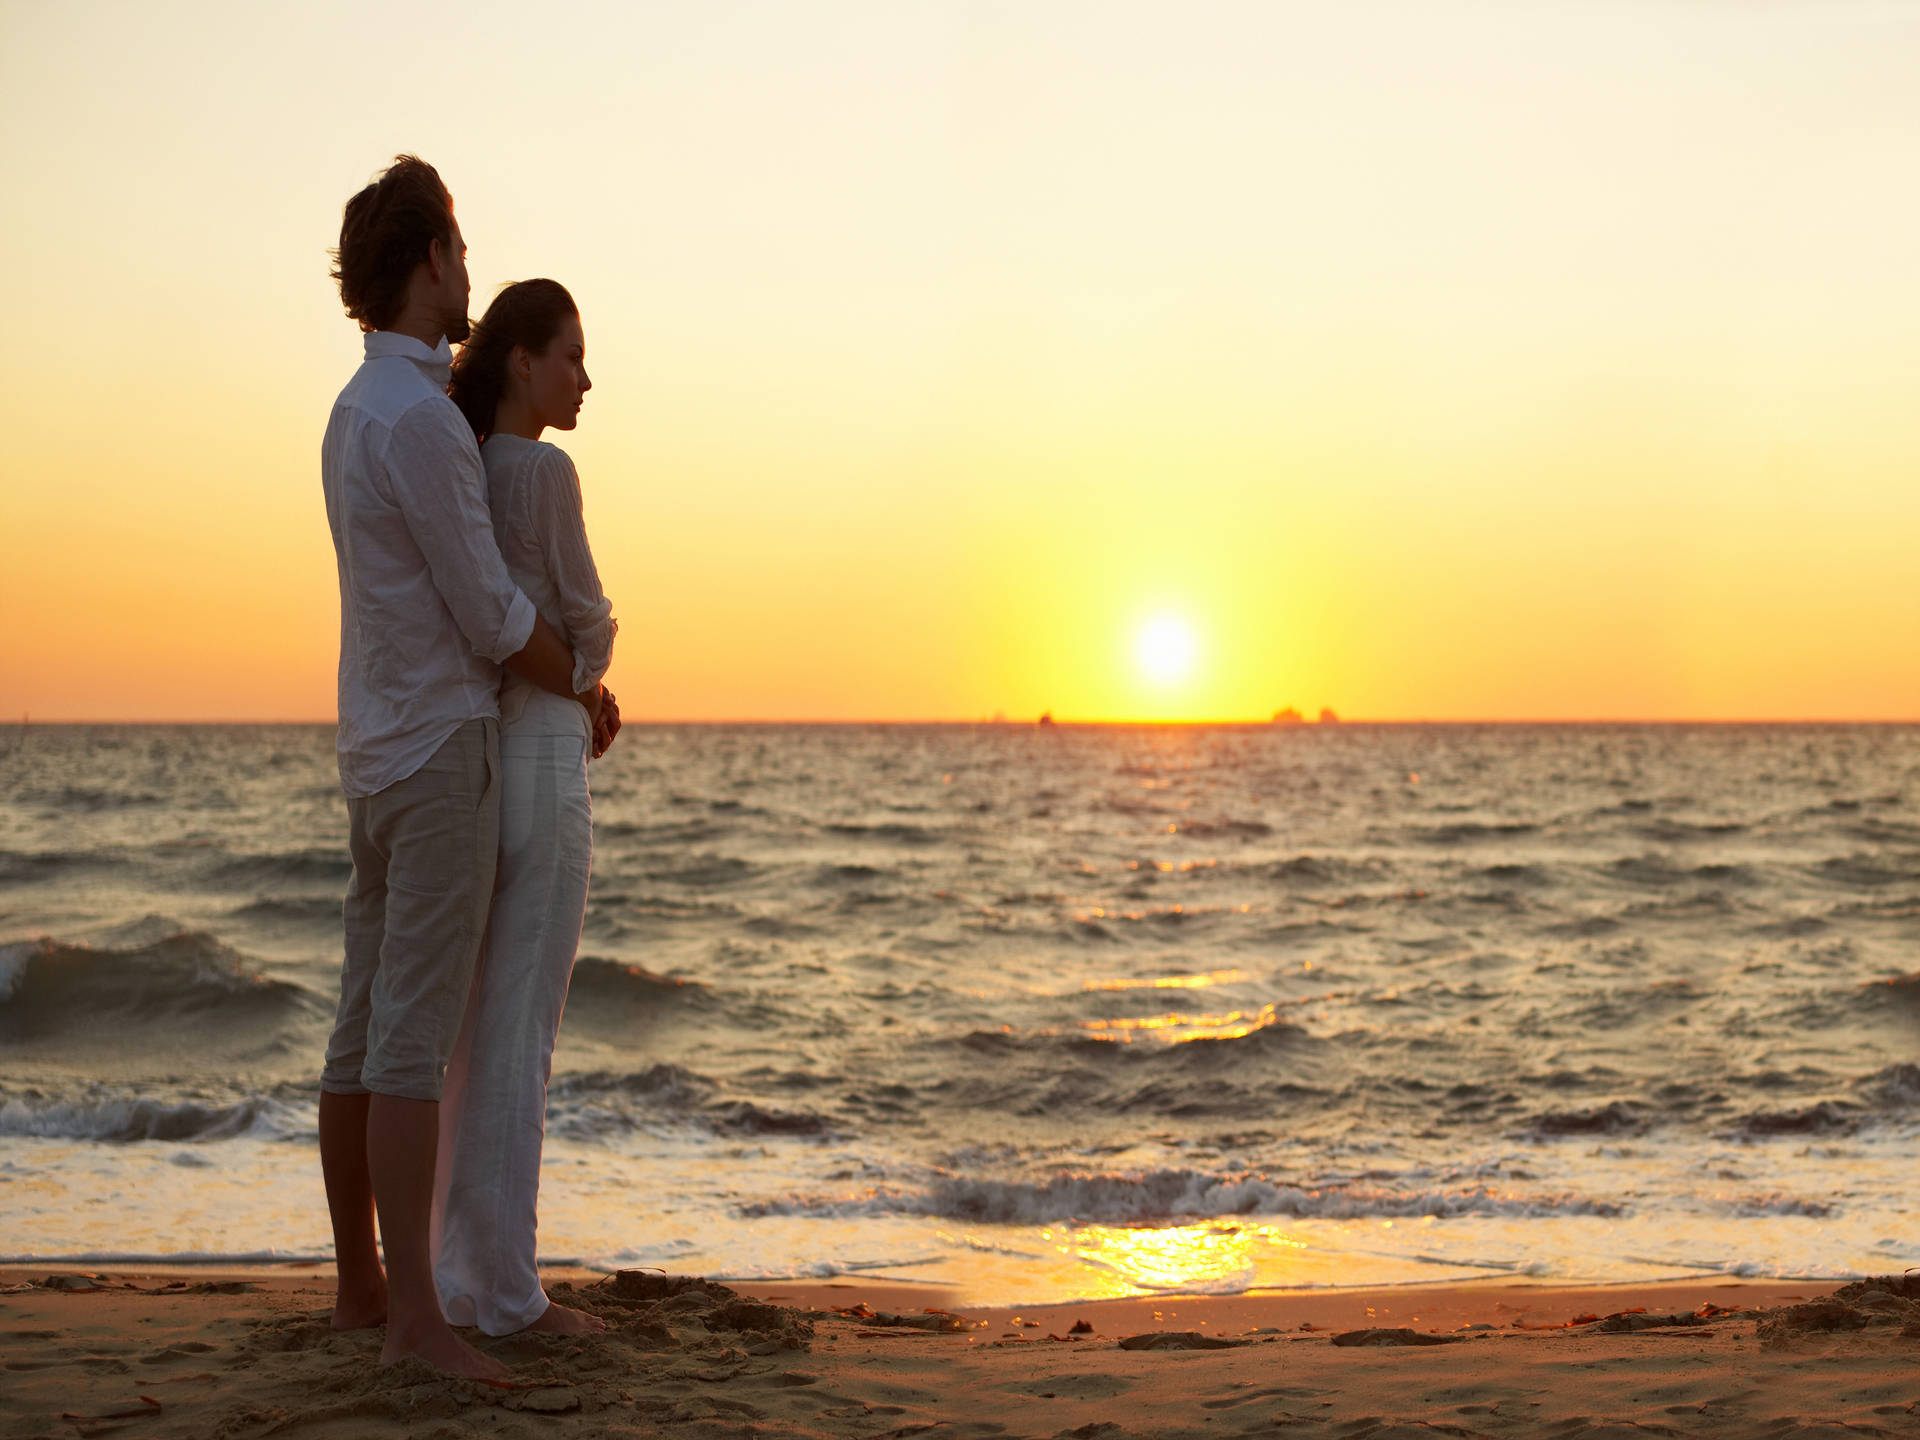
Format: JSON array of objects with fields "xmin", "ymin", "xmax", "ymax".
[
  {"xmin": 331, "ymin": 155, "xmax": 456, "ymax": 334},
  {"xmin": 447, "ymin": 279, "xmax": 579, "ymax": 441}
]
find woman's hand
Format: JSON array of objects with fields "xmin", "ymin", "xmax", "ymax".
[{"xmin": 591, "ymin": 687, "xmax": 621, "ymax": 758}]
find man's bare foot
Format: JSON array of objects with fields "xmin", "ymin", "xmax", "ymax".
[
  {"xmin": 526, "ymin": 1301, "xmax": 607, "ymax": 1335},
  {"xmin": 381, "ymin": 1319, "xmax": 511, "ymax": 1380},
  {"xmin": 331, "ymin": 1278, "xmax": 388, "ymax": 1330}
]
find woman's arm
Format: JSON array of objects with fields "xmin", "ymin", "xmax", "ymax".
[{"xmin": 535, "ymin": 446, "xmax": 617, "ymax": 696}]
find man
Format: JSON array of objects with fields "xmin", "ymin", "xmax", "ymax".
[{"xmin": 318, "ymin": 155, "xmax": 602, "ymax": 1378}]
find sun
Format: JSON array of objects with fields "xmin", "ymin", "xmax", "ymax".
[{"xmin": 1135, "ymin": 615, "xmax": 1197, "ymax": 685}]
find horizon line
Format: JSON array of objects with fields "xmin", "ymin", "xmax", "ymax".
[{"xmin": 9, "ymin": 715, "xmax": 1920, "ymax": 727}]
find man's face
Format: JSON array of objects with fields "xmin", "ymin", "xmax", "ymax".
[{"xmin": 439, "ymin": 217, "xmax": 472, "ymax": 344}]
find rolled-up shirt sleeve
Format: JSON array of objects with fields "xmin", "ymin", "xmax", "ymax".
[
  {"xmin": 532, "ymin": 446, "xmax": 617, "ymax": 693},
  {"xmin": 387, "ymin": 400, "xmax": 537, "ymax": 664}
]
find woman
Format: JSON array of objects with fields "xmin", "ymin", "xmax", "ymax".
[{"xmin": 434, "ymin": 279, "xmax": 618, "ymax": 1336}]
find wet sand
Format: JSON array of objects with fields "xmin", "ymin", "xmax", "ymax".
[{"xmin": 3, "ymin": 1267, "xmax": 1916, "ymax": 1438}]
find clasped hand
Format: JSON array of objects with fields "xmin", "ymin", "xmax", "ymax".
[{"xmin": 590, "ymin": 686, "xmax": 621, "ymax": 759}]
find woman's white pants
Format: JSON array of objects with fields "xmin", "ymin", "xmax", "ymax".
[{"xmin": 432, "ymin": 715, "xmax": 591, "ymax": 1335}]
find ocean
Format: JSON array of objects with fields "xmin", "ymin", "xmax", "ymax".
[{"xmin": 2, "ymin": 722, "xmax": 1917, "ymax": 1304}]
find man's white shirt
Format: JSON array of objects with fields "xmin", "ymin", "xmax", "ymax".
[{"xmin": 322, "ymin": 331, "xmax": 537, "ymax": 798}]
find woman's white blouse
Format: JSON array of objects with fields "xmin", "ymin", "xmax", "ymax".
[{"xmin": 480, "ymin": 434, "xmax": 617, "ymax": 731}]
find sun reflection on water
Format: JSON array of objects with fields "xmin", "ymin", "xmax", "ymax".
[
  {"xmin": 1077, "ymin": 1002, "xmax": 1280, "ymax": 1043},
  {"xmin": 1057, "ymin": 1221, "xmax": 1311, "ymax": 1297},
  {"xmin": 1083, "ymin": 969, "xmax": 1248, "ymax": 992}
]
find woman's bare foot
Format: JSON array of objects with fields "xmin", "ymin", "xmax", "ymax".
[
  {"xmin": 381, "ymin": 1319, "xmax": 511, "ymax": 1380},
  {"xmin": 330, "ymin": 1277, "xmax": 388, "ymax": 1330},
  {"xmin": 526, "ymin": 1301, "xmax": 607, "ymax": 1335}
]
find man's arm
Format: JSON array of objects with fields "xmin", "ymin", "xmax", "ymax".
[{"xmin": 507, "ymin": 614, "xmax": 603, "ymax": 725}]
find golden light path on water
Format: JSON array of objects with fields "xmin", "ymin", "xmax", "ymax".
[
  {"xmin": 1055, "ymin": 1221, "xmax": 1306, "ymax": 1297},
  {"xmin": 1059, "ymin": 968, "xmax": 1286, "ymax": 1044},
  {"xmin": 1076, "ymin": 1006, "xmax": 1282, "ymax": 1044},
  {"xmin": 1081, "ymin": 969, "xmax": 1249, "ymax": 992}
]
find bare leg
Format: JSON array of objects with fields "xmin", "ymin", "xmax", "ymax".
[
  {"xmin": 319, "ymin": 1090, "xmax": 386, "ymax": 1329},
  {"xmin": 526, "ymin": 1301, "xmax": 607, "ymax": 1335},
  {"xmin": 368, "ymin": 1094, "xmax": 508, "ymax": 1379}
]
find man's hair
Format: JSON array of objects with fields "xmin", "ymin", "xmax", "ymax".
[{"xmin": 330, "ymin": 155, "xmax": 456, "ymax": 334}]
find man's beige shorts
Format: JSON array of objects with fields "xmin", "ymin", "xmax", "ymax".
[{"xmin": 320, "ymin": 718, "xmax": 500, "ymax": 1102}]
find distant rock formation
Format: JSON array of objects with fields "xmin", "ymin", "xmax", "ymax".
[
  {"xmin": 1037, "ymin": 711, "xmax": 1055, "ymax": 727},
  {"xmin": 1271, "ymin": 707, "xmax": 1304, "ymax": 725},
  {"xmin": 1318, "ymin": 708, "xmax": 1340, "ymax": 724}
]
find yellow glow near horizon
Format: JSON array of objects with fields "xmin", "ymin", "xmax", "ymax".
[{"xmin": 6, "ymin": 3, "xmax": 1920, "ymax": 721}]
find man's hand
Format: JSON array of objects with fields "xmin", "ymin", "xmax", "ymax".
[{"xmin": 591, "ymin": 687, "xmax": 621, "ymax": 759}]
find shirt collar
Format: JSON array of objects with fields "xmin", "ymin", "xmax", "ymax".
[{"xmin": 364, "ymin": 330, "xmax": 455, "ymax": 383}]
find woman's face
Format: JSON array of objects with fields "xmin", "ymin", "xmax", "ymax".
[{"xmin": 519, "ymin": 312, "xmax": 590, "ymax": 431}]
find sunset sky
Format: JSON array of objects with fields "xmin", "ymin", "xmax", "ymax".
[{"xmin": 4, "ymin": 1, "xmax": 1919, "ymax": 722}]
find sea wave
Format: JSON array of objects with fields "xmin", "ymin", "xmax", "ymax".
[
  {"xmin": 1858, "ymin": 1063, "xmax": 1920, "ymax": 1106},
  {"xmin": 823, "ymin": 823, "xmax": 940, "ymax": 846},
  {"xmin": 0, "ymin": 1092, "xmax": 311, "ymax": 1142},
  {"xmin": 19, "ymin": 784, "xmax": 167, "ymax": 812},
  {"xmin": 549, "ymin": 1063, "xmax": 719, "ymax": 1105},
  {"xmin": 1407, "ymin": 822, "xmax": 1539, "ymax": 846},
  {"xmin": 568, "ymin": 957, "xmax": 717, "ymax": 1010},
  {"xmin": 1471, "ymin": 862, "xmax": 1554, "ymax": 888},
  {"xmin": 646, "ymin": 854, "xmax": 757, "ymax": 888},
  {"xmin": 0, "ymin": 1248, "xmax": 332, "ymax": 1266},
  {"xmin": 1173, "ymin": 819, "xmax": 1273, "ymax": 841},
  {"xmin": 1633, "ymin": 819, "xmax": 1748, "ymax": 844},
  {"xmin": 1525, "ymin": 1101, "xmax": 1645, "ymax": 1136},
  {"xmin": 1726, "ymin": 1194, "xmax": 1836, "ymax": 1218},
  {"xmin": 0, "ymin": 932, "xmax": 326, "ymax": 1041},
  {"xmin": 596, "ymin": 818, "xmax": 729, "ymax": 846},
  {"xmin": 1813, "ymin": 855, "xmax": 1916, "ymax": 889},
  {"xmin": 544, "ymin": 1065, "xmax": 840, "ymax": 1141},
  {"xmin": 0, "ymin": 848, "xmax": 118, "ymax": 886},
  {"xmin": 208, "ymin": 848, "xmax": 352, "ymax": 889},
  {"xmin": 1605, "ymin": 854, "xmax": 1749, "ymax": 888},
  {"xmin": 1731, "ymin": 1101, "xmax": 1862, "ymax": 1137},
  {"xmin": 1268, "ymin": 855, "xmax": 1393, "ymax": 887},
  {"xmin": 229, "ymin": 896, "xmax": 341, "ymax": 925},
  {"xmin": 740, "ymin": 1169, "xmax": 1624, "ymax": 1224}
]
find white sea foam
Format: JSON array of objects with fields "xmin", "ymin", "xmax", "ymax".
[
  {"xmin": 1727, "ymin": 1194, "xmax": 1838, "ymax": 1218},
  {"xmin": 740, "ymin": 1170, "xmax": 1625, "ymax": 1224},
  {"xmin": 0, "ymin": 1248, "xmax": 332, "ymax": 1266},
  {"xmin": 0, "ymin": 942, "xmax": 29, "ymax": 1002},
  {"xmin": 701, "ymin": 1257, "xmax": 952, "ymax": 1282}
]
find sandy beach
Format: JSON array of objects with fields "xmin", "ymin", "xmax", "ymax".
[{"xmin": 3, "ymin": 1267, "xmax": 1915, "ymax": 1438}]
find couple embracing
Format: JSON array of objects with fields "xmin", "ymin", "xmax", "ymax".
[{"xmin": 317, "ymin": 155, "xmax": 617, "ymax": 1378}]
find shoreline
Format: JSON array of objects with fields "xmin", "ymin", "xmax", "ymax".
[
  {"xmin": 0, "ymin": 1260, "xmax": 1838, "ymax": 1324},
  {"xmin": 8, "ymin": 1265, "xmax": 1915, "ymax": 1439},
  {"xmin": 734, "ymin": 1274, "xmax": 1840, "ymax": 1334}
]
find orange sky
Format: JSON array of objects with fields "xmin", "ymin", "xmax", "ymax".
[{"xmin": 4, "ymin": 2, "xmax": 1920, "ymax": 722}]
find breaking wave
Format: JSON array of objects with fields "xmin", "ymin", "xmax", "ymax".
[
  {"xmin": 0, "ymin": 1092, "xmax": 311, "ymax": 1143},
  {"xmin": 741, "ymin": 1169, "xmax": 1624, "ymax": 1224},
  {"xmin": 0, "ymin": 932, "xmax": 325, "ymax": 1042},
  {"xmin": 544, "ymin": 1065, "xmax": 840, "ymax": 1141}
]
